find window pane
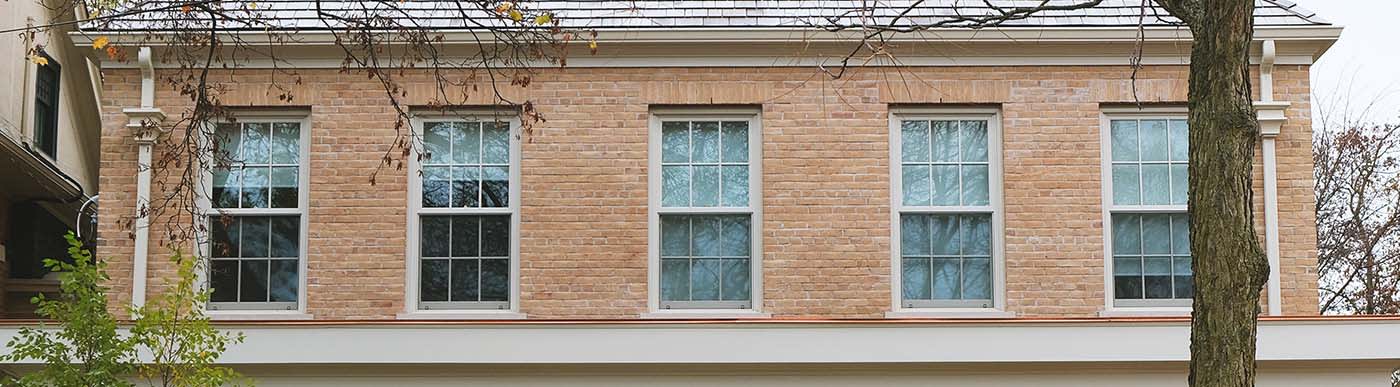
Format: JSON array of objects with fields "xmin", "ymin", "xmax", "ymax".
[
  {"xmin": 454, "ymin": 122, "xmax": 481, "ymax": 164},
  {"xmin": 212, "ymin": 167, "xmax": 240, "ymax": 208},
  {"xmin": 1110, "ymin": 120, "xmax": 1139, "ymax": 162},
  {"xmin": 241, "ymin": 167, "xmax": 269, "ymax": 209},
  {"xmin": 420, "ymin": 259, "xmax": 449, "ymax": 302},
  {"xmin": 1169, "ymin": 119, "xmax": 1189, "ymax": 162},
  {"xmin": 481, "ymin": 259, "xmax": 509, "ymax": 301},
  {"xmin": 451, "ymin": 216, "xmax": 480, "ymax": 257},
  {"xmin": 960, "ymin": 121, "xmax": 988, "ymax": 162},
  {"xmin": 1174, "ymin": 256, "xmax": 1194, "ymax": 298},
  {"xmin": 661, "ymin": 216, "xmax": 690, "ymax": 257},
  {"xmin": 692, "ymin": 216, "xmax": 721, "ymax": 257},
  {"xmin": 961, "ymin": 165, "xmax": 989, "ymax": 206},
  {"xmin": 721, "ymin": 121, "xmax": 749, "ymax": 163},
  {"xmin": 1170, "ymin": 164, "xmax": 1188, "ymax": 205},
  {"xmin": 690, "ymin": 259, "xmax": 722, "ymax": 301},
  {"xmin": 1173, "ymin": 255, "xmax": 1193, "ymax": 276},
  {"xmin": 901, "ymin": 120, "xmax": 930, "ymax": 163},
  {"xmin": 929, "ymin": 215, "xmax": 960, "ymax": 255},
  {"xmin": 210, "ymin": 260, "xmax": 239, "ymax": 302},
  {"xmin": 241, "ymin": 217, "xmax": 270, "ymax": 258},
  {"xmin": 901, "ymin": 165, "xmax": 931, "ymax": 206},
  {"xmin": 1111, "ymin": 165, "xmax": 1141, "ymax": 205},
  {"xmin": 1142, "ymin": 214, "xmax": 1172, "ymax": 254},
  {"xmin": 931, "ymin": 121, "xmax": 959, "ymax": 162},
  {"xmin": 900, "ymin": 215, "xmax": 931, "ymax": 256},
  {"xmin": 721, "ymin": 259, "xmax": 750, "ymax": 301},
  {"xmin": 241, "ymin": 123, "xmax": 271, "ymax": 164},
  {"xmin": 482, "ymin": 166, "xmax": 509, "ymax": 208},
  {"xmin": 269, "ymin": 216, "xmax": 299, "ymax": 258},
  {"xmin": 269, "ymin": 259, "xmax": 298, "ymax": 302},
  {"xmin": 451, "ymin": 166, "xmax": 480, "ymax": 208},
  {"xmin": 1114, "ymin": 256, "xmax": 1143, "ymax": 276},
  {"xmin": 450, "ymin": 259, "xmax": 480, "ymax": 302},
  {"xmin": 1111, "ymin": 214, "xmax": 1142, "ymax": 255},
  {"xmin": 720, "ymin": 216, "xmax": 750, "ymax": 257},
  {"xmin": 930, "ymin": 258, "xmax": 961, "ymax": 299},
  {"xmin": 420, "ymin": 216, "xmax": 450, "ymax": 257},
  {"xmin": 962, "ymin": 257, "xmax": 992, "ymax": 300},
  {"xmin": 1142, "ymin": 164, "xmax": 1171, "ymax": 205},
  {"xmin": 692, "ymin": 165, "xmax": 720, "ymax": 207},
  {"xmin": 422, "ymin": 166, "xmax": 451, "ymax": 208},
  {"xmin": 661, "ymin": 166, "xmax": 690, "ymax": 207},
  {"xmin": 720, "ymin": 165, "xmax": 748, "ymax": 207},
  {"xmin": 1143, "ymin": 256, "xmax": 1173, "ymax": 299},
  {"xmin": 901, "ymin": 257, "xmax": 931, "ymax": 300},
  {"xmin": 270, "ymin": 166, "xmax": 298, "ymax": 208},
  {"xmin": 480, "ymin": 216, "xmax": 510, "ymax": 257},
  {"xmin": 662, "ymin": 121, "xmax": 690, "ymax": 163},
  {"xmin": 423, "ymin": 122, "xmax": 452, "ymax": 164},
  {"xmin": 482, "ymin": 122, "xmax": 510, "ymax": 164},
  {"xmin": 216, "ymin": 123, "xmax": 242, "ymax": 161},
  {"xmin": 932, "ymin": 165, "xmax": 960, "ymax": 206},
  {"xmin": 660, "ymin": 259, "xmax": 690, "ymax": 301},
  {"xmin": 271, "ymin": 122, "xmax": 300, "ymax": 164},
  {"xmin": 691, "ymin": 121, "xmax": 720, "ymax": 163},
  {"xmin": 961, "ymin": 215, "xmax": 991, "ymax": 256},
  {"xmin": 1114, "ymin": 259, "xmax": 1144, "ymax": 300},
  {"xmin": 1140, "ymin": 120, "xmax": 1169, "ymax": 162},
  {"xmin": 210, "ymin": 217, "xmax": 239, "ymax": 257},
  {"xmin": 1171, "ymin": 214, "xmax": 1191, "ymax": 254},
  {"xmin": 239, "ymin": 260, "xmax": 270, "ymax": 302}
]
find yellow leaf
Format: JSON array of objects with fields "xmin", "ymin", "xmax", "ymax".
[
  {"xmin": 495, "ymin": 2, "xmax": 513, "ymax": 13},
  {"xmin": 92, "ymin": 36, "xmax": 110, "ymax": 50},
  {"xmin": 508, "ymin": 9, "xmax": 522, "ymax": 22},
  {"xmin": 588, "ymin": 40, "xmax": 598, "ymax": 50},
  {"xmin": 28, "ymin": 54, "xmax": 49, "ymax": 66},
  {"xmin": 248, "ymin": 2, "xmax": 257, "ymax": 9},
  {"xmin": 534, "ymin": 13, "xmax": 552, "ymax": 25}
]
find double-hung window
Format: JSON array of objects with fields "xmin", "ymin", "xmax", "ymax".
[
  {"xmin": 1103, "ymin": 112, "xmax": 1192, "ymax": 308},
  {"xmin": 410, "ymin": 116, "xmax": 519, "ymax": 311},
  {"xmin": 650, "ymin": 110, "xmax": 761, "ymax": 311},
  {"xmin": 208, "ymin": 117, "xmax": 308, "ymax": 311},
  {"xmin": 891, "ymin": 109, "xmax": 1003, "ymax": 310},
  {"xmin": 33, "ymin": 54, "xmax": 60, "ymax": 158}
]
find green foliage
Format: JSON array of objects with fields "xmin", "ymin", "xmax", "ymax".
[
  {"xmin": 130, "ymin": 251, "xmax": 246, "ymax": 387},
  {"xmin": 1, "ymin": 233, "xmax": 248, "ymax": 387},
  {"xmin": 1, "ymin": 233, "xmax": 137, "ymax": 387}
]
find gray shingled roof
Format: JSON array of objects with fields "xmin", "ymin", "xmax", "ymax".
[{"xmin": 92, "ymin": 0, "xmax": 1329, "ymax": 31}]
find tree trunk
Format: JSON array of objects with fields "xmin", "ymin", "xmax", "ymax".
[{"xmin": 1181, "ymin": 1, "xmax": 1271, "ymax": 387}]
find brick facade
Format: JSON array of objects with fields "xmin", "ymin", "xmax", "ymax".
[{"xmin": 95, "ymin": 65, "xmax": 1320, "ymax": 319}]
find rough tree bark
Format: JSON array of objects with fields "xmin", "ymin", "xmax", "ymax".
[{"xmin": 1159, "ymin": 1, "xmax": 1272, "ymax": 386}]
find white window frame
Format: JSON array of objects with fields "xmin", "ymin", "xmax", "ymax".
[
  {"xmin": 198, "ymin": 112, "xmax": 311, "ymax": 317},
  {"xmin": 1100, "ymin": 106, "xmax": 1193, "ymax": 312},
  {"xmin": 887, "ymin": 107, "xmax": 1008, "ymax": 317},
  {"xmin": 646, "ymin": 108, "xmax": 765, "ymax": 317},
  {"xmin": 402, "ymin": 111, "xmax": 523, "ymax": 318}
]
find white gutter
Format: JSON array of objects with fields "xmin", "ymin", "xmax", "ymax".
[
  {"xmin": 1255, "ymin": 40, "xmax": 1289, "ymax": 316},
  {"xmin": 121, "ymin": 46, "xmax": 165, "ymax": 308}
]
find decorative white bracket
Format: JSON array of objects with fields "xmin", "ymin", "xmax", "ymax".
[{"xmin": 1255, "ymin": 101, "xmax": 1290, "ymax": 139}]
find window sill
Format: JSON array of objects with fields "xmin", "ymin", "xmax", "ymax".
[
  {"xmin": 1098, "ymin": 307, "xmax": 1192, "ymax": 318},
  {"xmin": 396, "ymin": 310, "xmax": 527, "ymax": 320},
  {"xmin": 641, "ymin": 310, "xmax": 772, "ymax": 320},
  {"xmin": 207, "ymin": 311, "xmax": 314, "ymax": 321},
  {"xmin": 885, "ymin": 309, "xmax": 1016, "ymax": 319}
]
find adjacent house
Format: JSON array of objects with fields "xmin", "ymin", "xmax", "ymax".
[
  {"xmin": 0, "ymin": 0, "xmax": 102, "ymax": 318},
  {"xmin": 2, "ymin": 0, "xmax": 1397, "ymax": 385}
]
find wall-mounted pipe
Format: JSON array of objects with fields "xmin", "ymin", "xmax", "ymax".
[
  {"xmin": 124, "ymin": 46, "xmax": 165, "ymax": 308},
  {"xmin": 1256, "ymin": 40, "xmax": 1287, "ymax": 316}
]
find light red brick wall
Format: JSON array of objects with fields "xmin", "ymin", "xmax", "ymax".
[{"xmin": 94, "ymin": 65, "xmax": 1321, "ymax": 320}]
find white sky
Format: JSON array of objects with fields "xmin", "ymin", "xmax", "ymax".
[{"xmin": 1305, "ymin": 0, "xmax": 1400, "ymax": 127}]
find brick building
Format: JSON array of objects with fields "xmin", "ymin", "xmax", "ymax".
[{"xmin": 4, "ymin": 1, "xmax": 1398, "ymax": 385}]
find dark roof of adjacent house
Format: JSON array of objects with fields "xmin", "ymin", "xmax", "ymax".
[{"xmin": 91, "ymin": 0, "xmax": 1329, "ymax": 32}]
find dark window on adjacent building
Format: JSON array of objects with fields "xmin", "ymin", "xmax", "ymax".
[
  {"xmin": 33, "ymin": 54, "xmax": 60, "ymax": 158},
  {"xmin": 5, "ymin": 203, "xmax": 75, "ymax": 280}
]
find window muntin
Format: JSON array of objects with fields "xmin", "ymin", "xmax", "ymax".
[
  {"xmin": 33, "ymin": 55, "xmax": 60, "ymax": 158},
  {"xmin": 652, "ymin": 115, "xmax": 759, "ymax": 311},
  {"xmin": 1105, "ymin": 116, "xmax": 1191, "ymax": 307},
  {"xmin": 893, "ymin": 115, "xmax": 999, "ymax": 309},
  {"xmin": 413, "ymin": 118, "xmax": 515, "ymax": 310},
  {"xmin": 208, "ymin": 119, "xmax": 305, "ymax": 311}
]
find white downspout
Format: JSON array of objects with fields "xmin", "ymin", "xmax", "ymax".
[
  {"xmin": 1256, "ymin": 40, "xmax": 1289, "ymax": 316},
  {"xmin": 123, "ymin": 47, "xmax": 165, "ymax": 308}
]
